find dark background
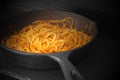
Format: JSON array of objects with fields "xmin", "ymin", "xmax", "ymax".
[{"xmin": 0, "ymin": 0, "xmax": 119, "ymax": 80}]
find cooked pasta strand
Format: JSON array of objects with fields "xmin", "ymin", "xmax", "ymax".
[{"xmin": 2, "ymin": 17, "xmax": 92, "ymax": 53}]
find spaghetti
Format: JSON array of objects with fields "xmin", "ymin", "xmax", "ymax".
[{"xmin": 2, "ymin": 17, "xmax": 92, "ymax": 53}]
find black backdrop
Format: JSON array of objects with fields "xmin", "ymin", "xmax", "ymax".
[{"xmin": 0, "ymin": 0, "xmax": 119, "ymax": 80}]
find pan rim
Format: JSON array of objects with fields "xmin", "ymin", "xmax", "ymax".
[{"xmin": 0, "ymin": 10, "xmax": 98, "ymax": 56}]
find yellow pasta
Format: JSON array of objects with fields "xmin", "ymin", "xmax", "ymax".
[{"xmin": 2, "ymin": 17, "xmax": 92, "ymax": 53}]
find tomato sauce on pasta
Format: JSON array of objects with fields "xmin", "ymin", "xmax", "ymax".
[{"xmin": 2, "ymin": 17, "xmax": 92, "ymax": 53}]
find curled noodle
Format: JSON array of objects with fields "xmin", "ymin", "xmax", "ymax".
[{"xmin": 2, "ymin": 17, "xmax": 92, "ymax": 54}]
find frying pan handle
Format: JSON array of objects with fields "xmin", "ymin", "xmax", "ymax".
[{"xmin": 49, "ymin": 55, "xmax": 84, "ymax": 80}]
